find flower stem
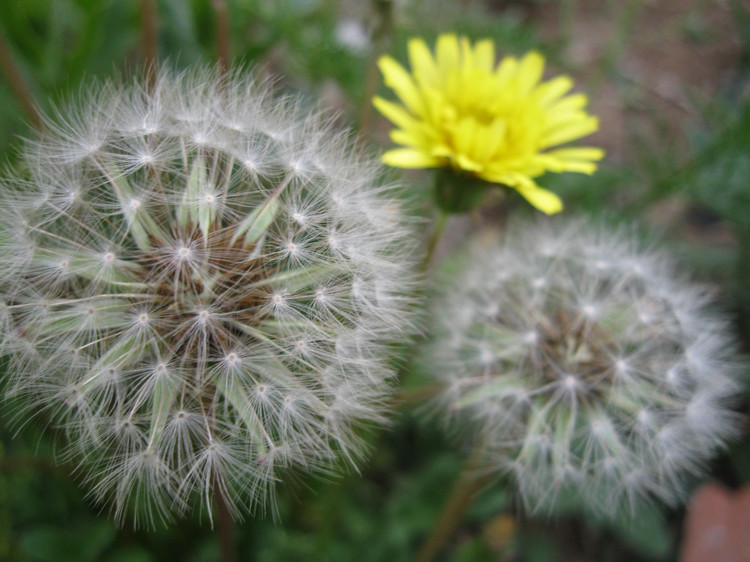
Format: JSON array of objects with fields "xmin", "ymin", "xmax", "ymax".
[
  {"xmin": 141, "ymin": 0, "xmax": 159, "ymax": 89},
  {"xmin": 0, "ymin": 28, "xmax": 41, "ymax": 128},
  {"xmin": 391, "ymin": 384, "xmax": 442, "ymax": 408},
  {"xmin": 735, "ymin": 222, "xmax": 750, "ymax": 344},
  {"xmin": 421, "ymin": 209, "xmax": 449, "ymax": 272},
  {"xmin": 211, "ymin": 0, "xmax": 231, "ymax": 75},
  {"xmin": 415, "ymin": 452, "xmax": 491, "ymax": 562},
  {"xmin": 359, "ymin": 0, "xmax": 394, "ymax": 137},
  {"xmin": 215, "ymin": 484, "xmax": 236, "ymax": 562}
]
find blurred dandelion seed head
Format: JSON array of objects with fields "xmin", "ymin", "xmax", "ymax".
[
  {"xmin": 374, "ymin": 34, "xmax": 605, "ymax": 214},
  {"xmin": 424, "ymin": 218, "xmax": 742, "ymax": 515},
  {"xmin": 0, "ymin": 68, "xmax": 418, "ymax": 526}
]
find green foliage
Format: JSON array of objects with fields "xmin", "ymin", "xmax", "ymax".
[{"xmin": 21, "ymin": 522, "xmax": 115, "ymax": 562}]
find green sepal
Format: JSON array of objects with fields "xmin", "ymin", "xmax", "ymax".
[{"xmin": 433, "ymin": 168, "xmax": 493, "ymax": 214}]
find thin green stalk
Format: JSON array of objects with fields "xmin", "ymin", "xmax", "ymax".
[
  {"xmin": 391, "ymin": 384, "xmax": 442, "ymax": 408},
  {"xmin": 415, "ymin": 451, "xmax": 492, "ymax": 562},
  {"xmin": 0, "ymin": 28, "xmax": 41, "ymax": 128},
  {"xmin": 212, "ymin": 0, "xmax": 231, "ymax": 75},
  {"xmin": 421, "ymin": 209, "xmax": 450, "ymax": 272},
  {"xmin": 141, "ymin": 0, "xmax": 159, "ymax": 90},
  {"xmin": 360, "ymin": 0, "xmax": 394, "ymax": 137},
  {"xmin": 215, "ymin": 483, "xmax": 236, "ymax": 562},
  {"xmin": 735, "ymin": 221, "xmax": 750, "ymax": 345}
]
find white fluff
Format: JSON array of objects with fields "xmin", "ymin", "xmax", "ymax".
[
  {"xmin": 0, "ymin": 68, "xmax": 419, "ymax": 526},
  {"xmin": 423, "ymin": 218, "xmax": 743, "ymax": 516}
]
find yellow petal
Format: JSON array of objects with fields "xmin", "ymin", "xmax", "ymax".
[
  {"xmin": 546, "ymin": 93, "xmax": 589, "ymax": 115},
  {"xmin": 455, "ymin": 153, "xmax": 482, "ymax": 172},
  {"xmin": 460, "ymin": 36, "xmax": 473, "ymax": 69},
  {"xmin": 377, "ymin": 56, "xmax": 425, "ymax": 116},
  {"xmin": 516, "ymin": 51, "xmax": 545, "ymax": 94},
  {"xmin": 534, "ymin": 154, "xmax": 599, "ymax": 174},
  {"xmin": 472, "ymin": 39, "xmax": 495, "ymax": 72},
  {"xmin": 531, "ymin": 146, "xmax": 605, "ymax": 174},
  {"xmin": 545, "ymin": 147, "xmax": 605, "ymax": 162},
  {"xmin": 494, "ymin": 56, "xmax": 518, "ymax": 84},
  {"xmin": 535, "ymin": 75, "xmax": 574, "ymax": 106},
  {"xmin": 390, "ymin": 128, "xmax": 429, "ymax": 148},
  {"xmin": 408, "ymin": 38, "xmax": 437, "ymax": 89},
  {"xmin": 430, "ymin": 145, "xmax": 454, "ymax": 158},
  {"xmin": 382, "ymin": 148, "xmax": 442, "ymax": 168},
  {"xmin": 514, "ymin": 182, "xmax": 563, "ymax": 215},
  {"xmin": 372, "ymin": 96, "xmax": 421, "ymax": 131},
  {"xmin": 436, "ymin": 34, "xmax": 460, "ymax": 74},
  {"xmin": 542, "ymin": 116, "xmax": 599, "ymax": 147},
  {"xmin": 478, "ymin": 170, "xmax": 563, "ymax": 214},
  {"xmin": 452, "ymin": 117, "xmax": 478, "ymax": 160},
  {"xmin": 480, "ymin": 120, "xmax": 507, "ymax": 163}
]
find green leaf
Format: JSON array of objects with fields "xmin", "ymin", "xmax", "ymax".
[
  {"xmin": 516, "ymin": 530, "xmax": 560, "ymax": 562},
  {"xmin": 104, "ymin": 546, "xmax": 155, "ymax": 562},
  {"xmin": 598, "ymin": 503, "xmax": 672, "ymax": 559}
]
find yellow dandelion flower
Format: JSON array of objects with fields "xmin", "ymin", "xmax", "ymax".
[{"xmin": 373, "ymin": 34, "xmax": 605, "ymax": 214}]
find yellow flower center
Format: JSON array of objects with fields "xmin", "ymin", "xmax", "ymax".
[{"xmin": 433, "ymin": 70, "xmax": 544, "ymax": 173}]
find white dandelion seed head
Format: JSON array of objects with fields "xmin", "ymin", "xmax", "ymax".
[
  {"xmin": 0, "ymin": 67, "xmax": 419, "ymax": 526},
  {"xmin": 423, "ymin": 217, "xmax": 743, "ymax": 516}
]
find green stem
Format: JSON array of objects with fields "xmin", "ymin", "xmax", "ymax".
[
  {"xmin": 735, "ymin": 221, "xmax": 750, "ymax": 345},
  {"xmin": 211, "ymin": 0, "xmax": 231, "ymax": 75},
  {"xmin": 215, "ymin": 483, "xmax": 236, "ymax": 562},
  {"xmin": 359, "ymin": 0, "xmax": 394, "ymax": 137},
  {"xmin": 141, "ymin": 0, "xmax": 159, "ymax": 90},
  {"xmin": 433, "ymin": 169, "xmax": 491, "ymax": 214},
  {"xmin": 391, "ymin": 384, "xmax": 442, "ymax": 408},
  {"xmin": 415, "ymin": 451, "xmax": 492, "ymax": 562},
  {"xmin": 421, "ymin": 209, "xmax": 449, "ymax": 272},
  {"xmin": 0, "ymin": 27, "xmax": 41, "ymax": 128}
]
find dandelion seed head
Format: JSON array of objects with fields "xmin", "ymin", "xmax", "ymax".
[
  {"xmin": 0, "ymin": 67, "xmax": 418, "ymax": 526},
  {"xmin": 424, "ymin": 218, "xmax": 743, "ymax": 516}
]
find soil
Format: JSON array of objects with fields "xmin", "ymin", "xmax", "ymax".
[{"xmin": 528, "ymin": 0, "xmax": 744, "ymax": 162}]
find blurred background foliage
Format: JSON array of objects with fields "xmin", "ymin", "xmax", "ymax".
[{"xmin": 1, "ymin": 0, "xmax": 749, "ymax": 560}]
